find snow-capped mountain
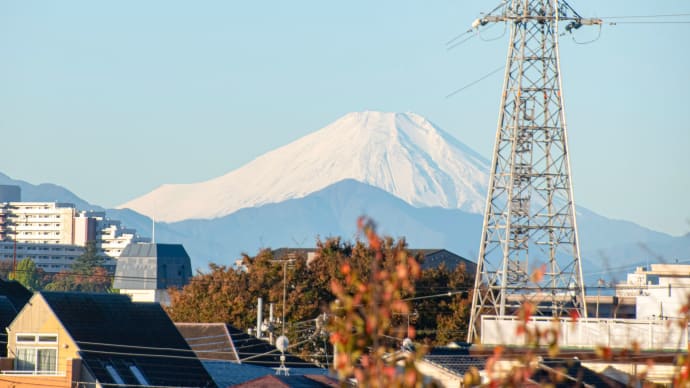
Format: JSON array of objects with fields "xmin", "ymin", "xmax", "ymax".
[{"xmin": 118, "ymin": 111, "xmax": 491, "ymax": 222}]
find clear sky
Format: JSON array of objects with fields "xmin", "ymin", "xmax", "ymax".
[{"xmin": 1, "ymin": 1, "xmax": 688, "ymax": 236}]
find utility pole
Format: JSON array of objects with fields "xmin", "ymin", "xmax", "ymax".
[
  {"xmin": 270, "ymin": 258, "xmax": 295, "ymax": 336},
  {"xmin": 467, "ymin": 0, "xmax": 601, "ymax": 343}
]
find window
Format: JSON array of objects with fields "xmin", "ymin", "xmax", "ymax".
[{"xmin": 14, "ymin": 334, "xmax": 58, "ymax": 374}]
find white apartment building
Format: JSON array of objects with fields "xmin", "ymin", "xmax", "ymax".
[
  {"xmin": 95, "ymin": 217, "xmax": 148, "ymax": 258},
  {"xmin": 0, "ymin": 202, "xmax": 77, "ymax": 245},
  {"xmin": 0, "ymin": 186, "xmax": 148, "ymax": 273},
  {"xmin": 616, "ymin": 263, "xmax": 690, "ymax": 320}
]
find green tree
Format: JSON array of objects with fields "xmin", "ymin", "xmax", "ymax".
[
  {"xmin": 9, "ymin": 257, "xmax": 41, "ymax": 291},
  {"xmin": 44, "ymin": 241, "xmax": 112, "ymax": 292},
  {"xmin": 71, "ymin": 241, "xmax": 105, "ymax": 273}
]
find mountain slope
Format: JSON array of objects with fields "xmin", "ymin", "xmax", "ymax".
[
  {"xmin": 0, "ymin": 172, "xmax": 102, "ymax": 211},
  {"xmin": 160, "ymin": 179, "xmax": 484, "ymax": 267},
  {"xmin": 112, "ymin": 179, "xmax": 689, "ymax": 281},
  {"xmin": 118, "ymin": 111, "xmax": 490, "ymax": 222},
  {"xmin": 1, "ymin": 169, "xmax": 686, "ymax": 281}
]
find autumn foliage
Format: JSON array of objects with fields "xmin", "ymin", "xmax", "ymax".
[{"xmin": 327, "ymin": 216, "xmax": 429, "ymax": 387}]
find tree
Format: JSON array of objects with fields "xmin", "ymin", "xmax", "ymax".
[
  {"xmin": 328, "ymin": 217, "xmax": 433, "ymax": 387},
  {"xmin": 414, "ymin": 262, "xmax": 473, "ymax": 344},
  {"xmin": 44, "ymin": 241, "xmax": 112, "ymax": 292},
  {"xmin": 166, "ymin": 226, "xmax": 477, "ymax": 368},
  {"xmin": 9, "ymin": 257, "xmax": 41, "ymax": 291},
  {"xmin": 71, "ymin": 241, "xmax": 105, "ymax": 273}
]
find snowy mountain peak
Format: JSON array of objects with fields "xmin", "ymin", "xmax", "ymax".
[{"xmin": 118, "ymin": 111, "xmax": 490, "ymax": 222}]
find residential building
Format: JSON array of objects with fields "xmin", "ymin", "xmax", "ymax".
[
  {"xmin": 0, "ymin": 280, "xmax": 32, "ymax": 358},
  {"xmin": 408, "ymin": 249, "xmax": 477, "ymax": 274},
  {"xmin": 232, "ymin": 374, "xmax": 339, "ymax": 387},
  {"xmin": 113, "ymin": 243, "xmax": 192, "ymax": 304},
  {"xmin": 176, "ymin": 322, "xmax": 329, "ymax": 386},
  {"xmin": 616, "ymin": 263, "xmax": 690, "ymax": 320},
  {"xmin": 0, "ymin": 202, "xmax": 77, "ymax": 245},
  {"xmin": 0, "ymin": 242, "xmax": 85, "ymax": 273},
  {"xmin": 0, "ymin": 292, "xmax": 215, "ymax": 387},
  {"xmin": 0, "ymin": 186, "xmax": 148, "ymax": 273}
]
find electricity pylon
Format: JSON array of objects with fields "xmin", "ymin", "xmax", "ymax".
[{"xmin": 466, "ymin": 1, "xmax": 601, "ymax": 343}]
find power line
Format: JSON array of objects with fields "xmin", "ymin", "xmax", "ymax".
[
  {"xmin": 445, "ymin": 65, "xmax": 505, "ymax": 99},
  {"xmin": 609, "ymin": 21, "xmax": 690, "ymax": 25},
  {"xmin": 600, "ymin": 13, "xmax": 690, "ymax": 19}
]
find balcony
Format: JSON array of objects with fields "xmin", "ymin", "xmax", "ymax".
[{"xmin": 0, "ymin": 370, "xmax": 66, "ymax": 376}]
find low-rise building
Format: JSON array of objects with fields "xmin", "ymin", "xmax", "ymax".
[
  {"xmin": 113, "ymin": 243, "xmax": 192, "ymax": 305},
  {"xmin": 616, "ymin": 263, "xmax": 690, "ymax": 320},
  {"xmin": 0, "ymin": 292, "xmax": 215, "ymax": 387}
]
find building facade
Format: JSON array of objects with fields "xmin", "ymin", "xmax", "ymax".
[
  {"xmin": 0, "ymin": 186, "xmax": 148, "ymax": 273},
  {"xmin": 616, "ymin": 263, "xmax": 690, "ymax": 320}
]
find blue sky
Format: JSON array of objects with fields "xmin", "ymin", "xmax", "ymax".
[{"xmin": 1, "ymin": 1, "xmax": 688, "ymax": 236}]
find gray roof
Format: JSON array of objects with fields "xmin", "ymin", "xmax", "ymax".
[
  {"xmin": 113, "ymin": 243, "xmax": 192, "ymax": 290},
  {"xmin": 409, "ymin": 249, "xmax": 477, "ymax": 273},
  {"xmin": 422, "ymin": 346, "xmax": 486, "ymax": 377},
  {"xmin": 176, "ymin": 322, "xmax": 322, "ymax": 368},
  {"xmin": 40, "ymin": 292, "xmax": 214, "ymax": 387}
]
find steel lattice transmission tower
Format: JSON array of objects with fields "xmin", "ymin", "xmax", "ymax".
[{"xmin": 467, "ymin": 1, "xmax": 601, "ymax": 343}]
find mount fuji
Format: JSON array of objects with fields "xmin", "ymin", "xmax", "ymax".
[
  {"xmin": 118, "ymin": 111, "xmax": 490, "ymax": 222},
  {"xmin": 3, "ymin": 110, "xmax": 686, "ymax": 279},
  {"xmin": 110, "ymin": 111, "xmax": 689, "ymax": 279}
]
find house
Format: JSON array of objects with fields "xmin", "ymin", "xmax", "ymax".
[
  {"xmin": 530, "ymin": 358, "xmax": 626, "ymax": 387},
  {"xmin": 176, "ymin": 323, "xmax": 328, "ymax": 386},
  {"xmin": 0, "ymin": 280, "xmax": 32, "ymax": 357},
  {"xmin": 113, "ymin": 242, "xmax": 193, "ymax": 305},
  {"xmin": 414, "ymin": 345, "xmax": 486, "ymax": 387},
  {"xmin": 0, "ymin": 292, "xmax": 215, "ymax": 387},
  {"xmin": 408, "ymin": 249, "xmax": 477, "ymax": 273},
  {"xmin": 232, "ymin": 374, "xmax": 339, "ymax": 387}
]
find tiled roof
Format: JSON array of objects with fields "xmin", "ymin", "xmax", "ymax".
[
  {"xmin": 408, "ymin": 249, "xmax": 477, "ymax": 272},
  {"xmin": 41, "ymin": 292, "xmax": 215, "ymax": 387},
  {"xmin": 0, "ymin": 279, "xmax": 31, "ymax": 358},
  {"xmin": 0, "ymin": 279, "xmax": 32, "ymax": 309},
  {"xmin": 202, "ymin": 361, "xmax": 273, "ymax": 387},
  {"xmin": 532, "ymin": 358, "xmax": 625, "ymax": 387},
  {"xmin": 422, "ymin": 346, "xmax": 486, "ymax": 377},
  {"xmin": 232, "ymin": 374, "xmax": 340, "ymax": 388},
  {"xmin": 176, "ymin": 322, "xmax": 321, "ymax": 369},
  {"xmin": 176, "ymin": 323, "xmax": 238, "ymax": 362},
  {"xmin": 0, "ymin": 296, "xmax": 17, "ymax": 357}
]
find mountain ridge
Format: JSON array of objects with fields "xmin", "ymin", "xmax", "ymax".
[
  {"xmin": 118, "ymin": 111, "xmax": 490, "ymax": 222},
  {"xmin": 0, "ymin": 171, "xmax": 687, "ymax": 282}
]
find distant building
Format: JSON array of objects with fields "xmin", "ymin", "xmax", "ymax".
[
  {"xmin": 408, "ymin": 249, "xmax": 477, "ymax": 274},
  {"xmin": 0, "ymin": 185, "xmax": 148, "ymax": 273},
  {"xmin": 272, "ymin": 247, "xmax": 476, "ymax": 273},
  {"xmin": 113, "ymin": 243, "xmax": 193, "ymax": 305},
  {"xmin": 616, "ymin": 263, "xmax": 690, "ymax": 320}
]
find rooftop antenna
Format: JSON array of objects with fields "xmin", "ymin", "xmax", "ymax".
[{"xmin": 466, "ymin": 0, "xmax": 601, "ymax": 343}]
